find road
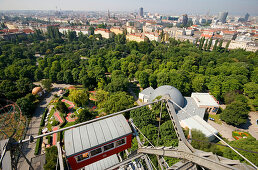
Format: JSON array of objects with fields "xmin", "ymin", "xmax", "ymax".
[{"xmin": 17, "ymin": 83, "xmax": 73, "ymax": 170}]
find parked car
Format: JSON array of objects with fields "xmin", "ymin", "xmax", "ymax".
[{"xmin": 209, "ymin": 117, "xmax": 215, "ymax": 121}]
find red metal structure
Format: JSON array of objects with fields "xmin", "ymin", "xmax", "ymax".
[{"xmin": 64, "ymin": 114, "xmax": 132, "ymax": 169}]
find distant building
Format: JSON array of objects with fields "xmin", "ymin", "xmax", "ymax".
[
  {"xmin": 126, "ymin": 33, "xmax": 145, "ymax": 42},
  {"xmin": 139, "ymin": 7, "xmax": 143, "ymax": 17},
  {"xmin": 218, "ymin": 12, "xmax": 228, "ymax": 23},
  {"xmin": 110, "ymin": 27, "xmax": 124, "ymax": 35},
  {"xmin": 94, "ymin": 28, "xmax": 114, "ymax": 39},
  {"xmin": 244, "ymin": 13, "xmax": 250, "ymax": 21},
  {"xmin": 182, "ymin": 14, "xmax": 188, "ymax": 26},
  {"xmin": 220, "ymin": 30, "xmax": 237, "ymax": 40},
  {"xmin": 144, "ymin": 32, "xmax": 161, "ymax": 42}
]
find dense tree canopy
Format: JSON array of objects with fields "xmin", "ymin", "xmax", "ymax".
[{"xmin": 220, "ymin": 101, "xmax": 249, "ymax": 126}]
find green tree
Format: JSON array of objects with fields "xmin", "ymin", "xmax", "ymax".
[
  {"xmin": 207, "ymin": 38, "xmax": 213, "ymax": 51},
  {"xmin": 41, "ymin": 79, "xmax": 52, "ymax": 92},
  {"xmin": 138, "ymin": 71, "xmax": 149, "ymax": 88},
  {"xmin": 56, "ymin": 100, "xmax": 69, "ymax": 113},
  {"xmin": 104, "ymin": 91, "xmax": 134, "ymax": 114},
  {"xmin": 224, "ymin": 40, "xmax": 231, "ymax": 52},
  {"xmin": 244, "ymin": 82, "xmax": 258, "ymax": 99},
  {"xmin": 220, "ymin": 101, "xmax": 248, "ymax": 126},
  {"xmin": 213, "ymin": 39, "xmax": 219, "ymax": 51},
  {"xmin": 16, "ymin": 78, "xmax": 34, "ymax": 94},
  {"xmin": 63, "ymin": 70, "xmax": 73, "ymax": 84},
  {"xmin": 75, "ymin": 109, "xmax": 93, "ymax": 124},
  {"xmin": 69, "ymin": 89, "xmax": 89, "ymax": 107},
  {"xmin": 44, "ymin": 146, "xmax": 58, "ymax": 170},
  {"xmin": 192, "ymin": 74, "xmax": 205, "ymax": 92},
  {"xmin": 190, "ymin": 129, "xmax": 211, "ymax": 151},
  {"xmin": 16, "ymin": 94, "xmax": 36, "ymax": 117}
]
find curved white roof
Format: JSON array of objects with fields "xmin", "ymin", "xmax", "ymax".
[
  {"xmin": 149, "ymin": 85, "xmax": 185, "ymax": 110},
  {"xmin": 64, "ymin": 114, "xmax": 132, "ymax": 157}
]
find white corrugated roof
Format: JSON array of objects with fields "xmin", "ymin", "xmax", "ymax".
[
  {"xmin": 84, "ymin": 154, "xmax": 119, "ymax": 170},
  {"xmin": 180, "ymin": 115, "xmax": 218, "ymax": 139},
  {"xmin": 64, "ymin": 114, "xmax": 132, "ymax": 157}
]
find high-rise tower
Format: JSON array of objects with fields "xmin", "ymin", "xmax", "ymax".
[
  {"xmin": 139, "ymin": 7, "xmax": 143, "ymax": 17},
  {"xmin": 244, "ymin": 13, "xmax": 250, "ymax": 21},
  {"xmin": 218, "ymin": 12, "xmax": 228, "ymax": 23}
]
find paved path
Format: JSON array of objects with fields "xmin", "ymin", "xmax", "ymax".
[
  {"xmin": 17, "ymin": 92, "xmax": 55, "ymax": 170},
  {"xmin": 128, "ymin": 85, "xmax": 143, "ymax": 106},
  {"xmin": 17, "ymin": 83, "xmax": 70, "ymax": 170},
  {"xmin": 52, "ymin": 126, "xmax": 59, "ymax": 146},
  {"xmin": 241, "ymin": 112, "xmax": 258, "ymax": 140},
  {"xmin": 208, "ymin": 120, "xmax": 236, "ymax": 141}
]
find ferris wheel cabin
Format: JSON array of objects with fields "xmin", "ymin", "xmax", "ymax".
[{"xmin": 64, "ymin": 114, "xmax": 132, "ymax": 169}]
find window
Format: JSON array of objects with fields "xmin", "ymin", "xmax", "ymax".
[
  {"xmin": 115, "ymin": 138, "xmax": 125, "ymax": 147},
  {"xmin": 104, "ymin": 143, "xmax": 114, "ymax": 151},
  {"xmin": 90, "ymin": 148, "xmax": 102, "ymax": 157},
  {"xmin": 76, "ymin": 152, "xmax": 89, "ymax": 162}
]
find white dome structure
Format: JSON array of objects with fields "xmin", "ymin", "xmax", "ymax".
[{"xmin": 149, "ymin": 85, "xmax": 185, "ymax": 111}]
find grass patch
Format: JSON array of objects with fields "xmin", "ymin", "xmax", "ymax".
[
  {"xmin": 62, "ymin": 121, "xmax": 75, "ymax": 128},
  {"xmin": 208, "ymin": 114, "xmax": 222, "ymax": 124}
]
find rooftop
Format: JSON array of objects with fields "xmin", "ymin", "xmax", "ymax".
[
  {"xmin": 177, "ymin": 97, "xmax": 206, "ymax": 121},
  {"xmin": 84, "ymin": 154, "xmax": 119, "ymax": 170},
  {"xmin": 139, "ymin": 86, "xmax": 154, "ymax": 96},
  {"xmin": 64, "ymin": 114, "xmax": 132, "ymax": 157},
  {"xmin": 180, "ymin": 115, "xmax": 218, "ymax": 140},
  {"xmin": 191, "ymin": 93, "xmax": 219, "ymax": 108}
]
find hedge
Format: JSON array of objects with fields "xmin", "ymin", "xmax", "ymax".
[
  {"xmin": 40, "ymin": 108, "xmax": 48, "ymax": 127},
  {"xmin": 34, "ymin": 127, "xmax": 42, "ymax": 155}
]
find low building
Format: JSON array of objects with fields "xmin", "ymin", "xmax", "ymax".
[
  {"xmin": 191, "ymin": 93, "xmax": 219, "ymax": 114},
  {"xmin": 229, "ymin": 40, "xmax": 258, "ymax": 52},
  {"xmin": 94, "ymin": 28, "xmax": 114, "ymax": 39},
  {"xmin": 139, "ymin": 87, "xmax": 154, "ymax": 103},
  {"xmin": 180, "ymin": 115, "xmax": 219, "ymax": 141},
  {"xmin": 176, "ymin": 35, "xmax": 197, "ymax": 44},
  {"xmin": 220, "ymin": 30, "xmax": 237, "ymax": 40},
  {"xmin": 144, "ymin": 32, "xmax": 161, "ymax": 42},
  {"xmin": 110, "ymin": 27, "xmax": 124, "ymax": 35},
  {"xmin": 126, "ymin": 33, "xmax": 145, "ymax": 42}
]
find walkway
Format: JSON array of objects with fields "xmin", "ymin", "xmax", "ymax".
[
  {"xmin": 52, "ymin": 126, "xmax": 59, "ymax": 146},
  {"xmin": 17, "ymin": 91, "xmax": 55, "ymax": 170}
]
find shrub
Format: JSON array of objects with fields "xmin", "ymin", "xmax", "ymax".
[
  {"xmin": 40, "ymin": 108, "xmax": 48, "ymax": 127},
  {"xmin": 51, "ymin": 120, "xmax": 59, "ymax": 126},
  {"xmin": 44, "ymin": 146, "xmax": 58, "ymax": 170},
  {"xmin": 34, "ymin": 127, "xmax": 42, "ymax": 155}
]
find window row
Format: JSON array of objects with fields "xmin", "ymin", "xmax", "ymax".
[{"xmin": 76, "ymin": 138, "xmax": 126, "ymax": 162}]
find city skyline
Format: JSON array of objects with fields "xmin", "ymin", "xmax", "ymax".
[{"xmin": 1, "ymin": 0, "xmax": 258, "ymax": 16}]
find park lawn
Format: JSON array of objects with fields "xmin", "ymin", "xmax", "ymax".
[{"xmin": 209, "ymin": 114, "xmax": 222, "ymax": 125}]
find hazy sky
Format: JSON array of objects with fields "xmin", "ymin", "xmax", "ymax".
[{"xmin": 1, "ymin": 0, "xmax": 258, "ymax": 16}]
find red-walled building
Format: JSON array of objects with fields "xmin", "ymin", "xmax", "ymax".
[{"xmin": 64, "ymin": 114, "xmax": 132, "ymax": 170}]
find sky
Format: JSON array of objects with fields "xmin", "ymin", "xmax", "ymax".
[{"xmin": 1, "ymin": 0, "xmax": 258, "ymax": 16}]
